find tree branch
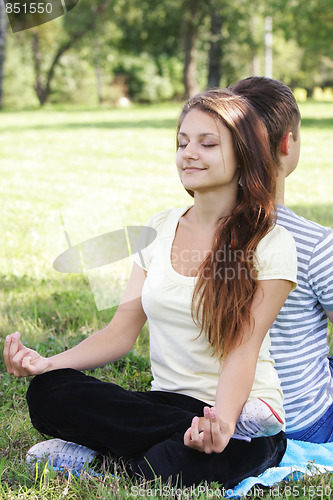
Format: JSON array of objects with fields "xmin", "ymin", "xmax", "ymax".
[{"xmin": 34, "ymin": 0, "xmax": 110, "ymax": 105}]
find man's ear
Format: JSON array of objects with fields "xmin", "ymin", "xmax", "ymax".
[{"xmin": 280, "ymin": 132, "xmax": 293, "ymax": 155}]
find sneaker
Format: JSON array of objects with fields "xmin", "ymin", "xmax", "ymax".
[
  {"xmin": 26, "ymin": 438, "xmax": 99, "ymax": 476},
  {"xmin": 233, "ymin": 398, "xmax": 284, "ymax": 439}
]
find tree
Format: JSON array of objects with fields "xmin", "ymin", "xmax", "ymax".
[
  {"xmin": 116, "ymin": 0, "xmax": 211, "ymax": 98},
  {"xmin": 113, "ymin": 0, "xmax": 181, "ymax": 57},
  {"xmin": 181, "ymin": 0, "xmax": 210, "ymax": 97},
  {"xmin": 273, "ymin": 0, "xmax": 333, "ymax": 57},
  {"xmin": 101, "ymin": 0, "xmax": 204, "ymax": 98},
  {"xmin": 31, "ymin": 0, "xmax": 110, "ymax": 105},
  {"xmin": 265, "ymin": 0, "xmax": 333, "ymax": 88},
  {"xmin": 0, "ymin": 0, "xmax": 6, "ymax": 108},
  {"xmin": 207, "ymin": 1, "xmax": 225, "ymax": 88}
]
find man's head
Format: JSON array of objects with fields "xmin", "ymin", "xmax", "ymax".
[{"xmin": 230, "ymin": 77, "xmax": 301, "ymax": 174}]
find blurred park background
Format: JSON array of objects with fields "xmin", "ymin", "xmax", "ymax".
[
  {"xmin": 0, "ymin": 0, "xmax": 333, "ymax": 108},
  {"xmin": 1, "ymin": 1, "xmax": 333, "ymax": 497}
]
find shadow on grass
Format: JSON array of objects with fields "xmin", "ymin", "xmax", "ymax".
[
  {"xmin": 300, "ymin": 117, "xmax": 333, "ymax": 129},
  {"xmin": 2, "ymin": 114, "xmax": 333, "ymax": 133},
  {"xmin": 0, "ymin": 117, "xmax": 178, "ymax": 132}
]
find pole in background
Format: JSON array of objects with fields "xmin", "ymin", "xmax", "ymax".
[{"xmin": 264, "ymin": 16, "xmax": 273, "ymax": 78}]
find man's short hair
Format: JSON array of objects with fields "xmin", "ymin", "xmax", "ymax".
[{"xmin": 230, "ymin": 77, "xmax": 301, "ymax": 165}]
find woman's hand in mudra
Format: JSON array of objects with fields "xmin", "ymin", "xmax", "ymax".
[
  {"xmin": 183, "ymin": 406, "xmax": 230, "ymax": 454},
  {"xmin": 4, "ymin": 332, "xmax": 50, "ymax": 377}
]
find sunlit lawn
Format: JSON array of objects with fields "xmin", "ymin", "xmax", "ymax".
[
  {"xmin": 285, "ymin": 101, "xmax": 333, "ymax": 226},
  {"xmin": 0, "ymin": 100, "xmax": 332, "ymax": 499}
]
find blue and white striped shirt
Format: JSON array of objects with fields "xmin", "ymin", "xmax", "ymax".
[{"xmin": 270, "ymin": 205, "xmax": 333, "ymax": 433}]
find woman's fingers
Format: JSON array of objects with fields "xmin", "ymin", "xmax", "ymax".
[
  {"xmin": 13, "ymin": 347, "xmax": 33, "ymax": 373},
  {"xmin": 201, "ymin": 406, "xmax": 213, "ymax": 450},
  {"xmin": 197, "ymin": 407, "xmax": 229, "ymax": 454},
  {"xmin": 190, "ymin": 416, "xmax": 201, "ymax": 441},
  {"xmin": 4, "ymin": 332, "xmax": 37, "ymax": 377},
  {"xmin": 21, "ymin": 355, "xmax": 32, "ymax": 369},
  {"xmin": 184, "ymin": 416, "xmax": 204, "ymax": 450},
  {"xmin": 209, "ymin": 408, "xmax": 228, "ymax": 453},
  {"xmin": 3, "ymin": 333, "xmax": 19, "ymax": 374},
  {"xmin": 4, "ymin": 332, "xmax": 49, "ymax": 377},
  {"xmin": 184, "ymin": 407, "xmax": 230, "ymax": 454},
  {"xmin": 183, "ymin": 426, "xmax": 192, "ymax": 447}
]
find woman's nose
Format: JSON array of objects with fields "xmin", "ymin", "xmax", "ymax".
[{"xmin": 182, "ymin": 145, "xmax": 199, "ymax": 160}]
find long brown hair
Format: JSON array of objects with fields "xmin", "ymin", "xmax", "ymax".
[{"xmin": 177, "ymin": 89, "xmax": 277, "ymax": 359}]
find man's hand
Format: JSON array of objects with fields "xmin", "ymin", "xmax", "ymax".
[
  {"xmin": 4, "ymin": 332, "xmax": 50, "ymax": 377},
  {"xmin": 184, "ymin": 406, "xmax": 231, "ymax": 454}
]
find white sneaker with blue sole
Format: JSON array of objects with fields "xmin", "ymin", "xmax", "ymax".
[{"xmin": 26, "ymin": 438, "xmax": 99, "ymax": 476}]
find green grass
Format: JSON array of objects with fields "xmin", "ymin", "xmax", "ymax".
[
  {"xmin": 285, "ymin": 100, "xmax": 333, "ymax": 226},
  {"xmin": 0, "ymin": 100, "xmax": 332, "ymax": 499}
]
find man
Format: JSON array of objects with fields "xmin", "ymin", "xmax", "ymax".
[{"xmin": 231, "ymin": 76, "xmax": 333, "ymax": 442}]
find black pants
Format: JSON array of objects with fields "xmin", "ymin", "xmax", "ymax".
[{"xmin": 26, "ymin": 368, "xmax": 286, "ymax": 488}]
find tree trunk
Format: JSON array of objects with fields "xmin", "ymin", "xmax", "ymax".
[
  {"xmin": 32, "ymin": 32, "xmax": 47, "ymax": 105},
  {"xmin": 181, "ymin": 0, "xmax": 202, "ymax": 98},
  {"xmin": 264, "ymin": 16, "xmax": 273, "ymax": 78},
  {"xmin": 249, "ymin": 17, "xmax": 260, "ymax": 76},
  {"xmin": 94, "ymin": 39, "xmax": 103, "ymax": 104},
  {"xmin": 0, "ymin": 1, "xmax": 6, "ymax": 109},
  {"xmin": 32, "ymin": 0, "xmax": 109, "ymax": 106},
  {"xmin": 95, "ymin": 63, "xmax": 103, "ymax": 104},
  {"xmin": 182, "ymin": 22, "xmax": 198, "ymax": 98},
  {"xmin": 207, "ymin": 7, "xmax": 224, "ymax": 89}
]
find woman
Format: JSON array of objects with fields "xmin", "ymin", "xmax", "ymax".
[{"xmin": 4, "ymin": 89, "xmax": 297, "ymax": 488}]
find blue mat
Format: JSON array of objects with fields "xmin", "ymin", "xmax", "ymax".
[{"xmin": 225, "ymin": 439, "xmax": 333, "ymax": 498}]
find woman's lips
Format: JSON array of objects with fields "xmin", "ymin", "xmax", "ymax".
[{"xmin": 183, "ymin": 167, "xmax": 206, "ymax": 172}]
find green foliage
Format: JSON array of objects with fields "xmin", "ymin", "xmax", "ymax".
[
  {"xmin": 49, "ymin": 54, "xmax": 98, "ymax": 105},
  {"xmin": 275, "ymin": 0, "xmax": 333, "ymax": 57},
  {"xmin": 3, "ymin": 32, "xmax": 39, "ymax": 109},
  {"xmin": 113, "ymin": 53, "xmax": 183, "ymax": 102},
  {"xmin": 271, "ymin": 0, "xmax": 333, "ymax": 88},
  {"xmin": 113, "ymin": 0, "xmax": 182, "ymax": 58}
]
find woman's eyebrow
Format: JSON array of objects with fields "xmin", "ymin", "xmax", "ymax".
[{"xmin": 177, "ymin": 132, "xmax": 219, "ymax": 138}]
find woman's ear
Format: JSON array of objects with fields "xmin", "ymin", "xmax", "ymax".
[{"xmin": 280, "ymin": 132, "xmax": 293, "ymax": 156}]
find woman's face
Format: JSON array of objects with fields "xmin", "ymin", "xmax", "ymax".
[{"xmin": 176, "ymin": 108, "xmax": 239, "ymax": 196}]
